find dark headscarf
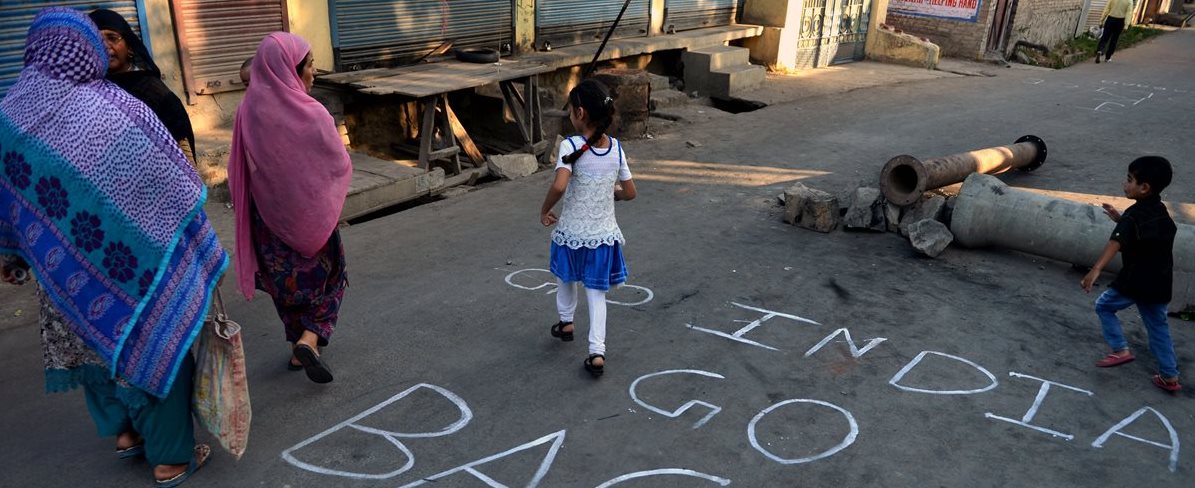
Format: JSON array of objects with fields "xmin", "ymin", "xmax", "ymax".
[{"xmin": 88, "ymin": 9, "xmax": 195, "ymax": 158}]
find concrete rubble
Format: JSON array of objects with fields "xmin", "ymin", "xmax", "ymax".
[
  {"xmin": 899, "ymin": 194, "xmax": 946, "ymax": 236},
  {"xmin": 486, "ymin": 154, "xmax": 539, "ymax": 180},
  {"xmin": 843, "ymin": 187, "xmax": 887, "ymax": 232},
  {"xmin": 908, "ymin": 219, "xmax": 954, "ymax": 258},
  {"xmin": 784, "ymin": 183, "xmax": 839, "ymax": 233}
]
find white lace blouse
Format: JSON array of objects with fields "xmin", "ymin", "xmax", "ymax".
[{"xmin": 552, "ymin": 136, "xmax": 633, "ymax": 250}]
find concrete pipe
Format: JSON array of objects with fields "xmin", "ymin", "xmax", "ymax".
[
  {"xmin": 880, "ymin": 135, "xmax": 1047, "ymax": 206},
  {"xmin": 951, "ymin": 174, "xmax": 1195, "ymax": 312}
]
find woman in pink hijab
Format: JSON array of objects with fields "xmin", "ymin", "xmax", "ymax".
[{"xmin": 228, "ymin": 32, "xmax": 351, "ymax": 384}]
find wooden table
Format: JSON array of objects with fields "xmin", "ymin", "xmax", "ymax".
[{"xmin": 319, "ymin": 59, "xmax": 552, "ymax": 174}]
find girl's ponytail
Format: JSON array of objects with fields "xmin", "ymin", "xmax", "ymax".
[{"xmin": 562, "ymin": 79, "xmax": 616, "ymax": 166}]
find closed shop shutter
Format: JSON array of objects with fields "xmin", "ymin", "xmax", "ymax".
[
  {"xmin": 172, "ymin": 0, "xmax": 287, "ymax": 97},
  {"xmin": 537, "ymin": 0, "xmax": 650, "ymax": 50},
  {"xmin": 664, "ymin": 0, "xmax": 738, "ymax": 32},
  {"xmin": 332, "ymin": 0, "xmax": 513, "ymax": 71},
  {"xmin": 0, "ymin": 1, "xmax": 141, "ymax": 97}
]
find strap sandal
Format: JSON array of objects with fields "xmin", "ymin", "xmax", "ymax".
[
  {"xmin": 294, "ymin": 343, "xmax": 334, "ymax": 384},
  {"xmin": 1095, "ymin": 351, "xmax": 1135, "ymax": 368},
  {"xmin": 584, "ymin": 354, "xmax": 605, "ymax": 378},
  {"xmin": 116, "ymin": 442, "xmax": 145, "ymax": 460},
  {"xmin": 1152, "ymin": 374, "xmax": 1183, "ymax": 392},
  {"xmin": 155, "ymin": 444, "xmax": 210, "ymax": 488},
  {"xmin": 287, "ymin": 358, "xmax": 303, "ymax": 371},
  {"xmin": 550, "ymin": 321, "xmax": 574, "ymax": 342}
]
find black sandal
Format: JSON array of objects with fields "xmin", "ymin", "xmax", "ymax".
[
  {"xmin": 584, "ymin": 354, "xmax": 605, "ymax": 378},
  {"xmin": 550, "ymin": 321, "xmax": 574, "ymax": 342},
  {"xmin": 293, "ymin": 343, "xmax": 334, "ymax": 384}
]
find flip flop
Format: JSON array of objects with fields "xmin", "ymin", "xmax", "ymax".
[
  {"xmin": 116, "ymin": 442, "xmax": 145, "ymax": 460},
  {"xmin": 155, "ymin": 444, "xmax": 210, "ymax": 488},
  {"xmin": 294, "ymin": 343, "xmax": 334, "ymax": 384},
  {"xmin": 1152, "ymin": 375, "xmax": 1183, "ymax": 393}
]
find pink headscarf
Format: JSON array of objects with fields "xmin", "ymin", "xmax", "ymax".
[{"xmin": 228, "ymin": 32, "xmax": 351, "ymax": 300}]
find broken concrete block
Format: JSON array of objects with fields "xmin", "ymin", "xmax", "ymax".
[
  {"xmin": 885, "ymin": 201, "xmax": 902, "ymax": 233},
  {"xmin": 908, "ymin": 219, "xmax": 954, "ymax": 258},
  {"xmin": 843, "ymin": 187, "xmax": 886, "ymax": 232},
  {"xmin": 899, "ymin": 194, "xmax": 947, "ymax": 236},
  {"xmin": 784, "ymin": 183, "xmax": 840, "ymax": 233},
  {"xmin": 487, "ymin": 154, "xmax": 538, "ymax": 180}
]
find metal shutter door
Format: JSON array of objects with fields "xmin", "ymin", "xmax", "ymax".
[
  {"xmin": 172, "ymin": 0, "xmax": 287, "ymax": 97},
  {"xmin": 332, "ymin": 0, "xmax": 513, "ymax": 71},
  {"xmin": 0, "ymin": 1, "xmax": 141, "ymax": 97},
  {"xmin": 536, "ymin": 0, "xmax": 650, "ymax": 49},
  {"xmin": 664, "ymin": 0, "xmax": 738, "ymax": 32}
]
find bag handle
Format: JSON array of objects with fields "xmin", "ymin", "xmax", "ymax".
[{"xmin": 209, "ymin": 288, "xmax": 239, "ymax": 339}]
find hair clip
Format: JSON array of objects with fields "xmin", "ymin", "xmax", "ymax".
[{"xmin": 604, "ymin": 96, "xmax": 613, "ymax": 105}]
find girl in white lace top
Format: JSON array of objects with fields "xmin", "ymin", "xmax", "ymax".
[{"xmin": 539, "ymin": 79, "xmax": 638, "ymax": 378}]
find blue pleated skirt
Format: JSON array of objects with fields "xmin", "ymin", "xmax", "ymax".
[{"xmin": 550, "ymin": 242, "xmax": 628, "ymax": 291}]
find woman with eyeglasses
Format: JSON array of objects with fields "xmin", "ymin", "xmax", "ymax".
[{"xmin": 88, "ymin": 9, "xmax": 197, "ymax": 168}]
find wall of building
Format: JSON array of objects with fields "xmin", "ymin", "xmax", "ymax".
[
  {"xmin": 1008, "ymin": 0, "xmax": 1085, "ymax": 48},
  {"xmin": 886, "ymin": 0, "xmax": 998, "ymax": 59}
]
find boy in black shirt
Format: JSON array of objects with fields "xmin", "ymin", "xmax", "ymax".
[{"xmin": 1081, "ymin": 156, "xmax": 1181, "ymax": 392}]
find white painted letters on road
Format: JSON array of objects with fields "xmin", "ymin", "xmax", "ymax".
[
  {"xmin": 686, "ymin": 302, "xmax": 820, "ymax": 351},
  {"xmin": 984, "ymin": 372, "xmax": 1094, "ymax": 441},
  {"xmin": 888, "ymin": 351, "xmax": 999, "ymax": 395},
  {"xmin": 804, "ymin": 328, "xmax": 887, "ymax": 359},
  {"xmin": 629, "ymin": 369, "xmax": 727, "ymax": 429},
  {"xmin": 1092, "ymin": 407, "xmax": 1181, "ymax": 473},
  {"xmin": 748, "ymin": 399, "xmax": 859, "ymax": 465}
]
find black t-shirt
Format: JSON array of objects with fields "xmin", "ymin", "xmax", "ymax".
[{"xmin": 1110, "ymin": 195, "xmax": 1176, "ymax": 304}]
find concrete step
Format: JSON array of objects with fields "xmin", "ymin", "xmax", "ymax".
[
  {"xmin": 342, "ymin": 152, "xmax": 445, "ymax": 221},
  {"xmin": 684, "ymin": 45, "xmax": 751, "ymax": 72},
  {"xmin": 650, "ymin": 89, "xmax": 690, "ymax": 111},
  {"xmin": 648, "ymin": 73, "xmax": 672, "ymax": 92},
  {"xmin": 708, "ymin": 64, "xmax": 766, "ymax": 99}
]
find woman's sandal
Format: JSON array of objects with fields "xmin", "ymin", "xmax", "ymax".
[
  {"xmin": 287, "ymin": 357, "xmax": 303, "ymax": 371},
  {"xmin": 550, "ymin": 321, "xmax": 574, "ymax": 342},
  {"xmin": 584, "ymin": 354, "xmax": 605, "ymax": 378},
  {"xmin": 116, "ymin": 442, "xmax": 145, "ymax": 460},
  {"xmin": 154, "ymin": 444, "xmax": 210, "ymax": 488},
  {"xmin": 294, "ymin": 343, "xmax": 334, "ymax": 384},
  {"xmin": 1152, "ymin": 374, "xmax": 1183, "ymax": 392}
]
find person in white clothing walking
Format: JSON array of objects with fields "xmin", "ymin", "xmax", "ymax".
[{"xmin": 539, "ymin": 79, "xmax": 638, "ymax": 378}]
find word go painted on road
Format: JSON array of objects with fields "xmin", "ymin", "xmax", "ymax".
[
  {"xmin": 679, "ymin": 301, "xmax": 1183, "ymax": 472},
  {"xmin": 281, "ymin": 382, "xmax": 729, "ymax": 486},
  {"xmin": 503, "ymin": 268, "xmax": 654, "ymax": 306}
]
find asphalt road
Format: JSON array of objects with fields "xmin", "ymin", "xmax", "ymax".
[{"xmin": 2, "ymin": 28, "xmax": 1194, "ymax": 488}]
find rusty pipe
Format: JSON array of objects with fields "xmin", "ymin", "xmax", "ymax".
[{"xmin": 880, "ymin": 135, "xmax": 1047, "ymax": 206}]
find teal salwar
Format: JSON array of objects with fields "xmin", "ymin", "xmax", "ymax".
[{"xmin": 83, "ymin": 355, "xmax": 196, "ymax": 466}]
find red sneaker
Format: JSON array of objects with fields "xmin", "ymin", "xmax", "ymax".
[
  {"xmin": 1095, "ymin": 352, "xmax": 1135, "ymax": 368},
  {"xmin": 1152, "ymin": 375, "xmax": 1183, "ymax": 392}
]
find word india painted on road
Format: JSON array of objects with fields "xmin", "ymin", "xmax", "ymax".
[
  {"xmin": 277, "ymin": 274, "xmax": 1183, "ymax": 486},
  {"xmin": 890, "ymin": 0, "xmax": 984, "ymax": 22}
]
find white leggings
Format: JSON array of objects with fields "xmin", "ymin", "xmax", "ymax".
[{"xmin": 556, "ymin": 279, "xmax": 607, "ymax": 356}]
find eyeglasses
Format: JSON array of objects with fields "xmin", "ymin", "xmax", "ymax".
[{"xmin": 101, "ymin": 32, "xmax": 123, "ymax": 46}]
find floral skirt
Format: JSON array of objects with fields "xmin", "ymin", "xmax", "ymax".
[{"xmin": 252, "ymin": 208, "xmax": 347, "ymax": 346}]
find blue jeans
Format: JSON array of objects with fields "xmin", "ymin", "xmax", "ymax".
[{"xmin": 1096, "ymin": 288, "xmax": 1179, "ymax": 378}]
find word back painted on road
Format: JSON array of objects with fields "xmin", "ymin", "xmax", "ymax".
[{"xmin": 889, "ymin": 0, "xmax": 983, "ymax": 22}]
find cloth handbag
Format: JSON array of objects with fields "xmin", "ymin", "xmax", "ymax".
[{"xmin": 192, "ymin": 289, "xmax": 252, "ymax": 459}]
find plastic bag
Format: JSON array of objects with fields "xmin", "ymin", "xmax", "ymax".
[
  {"xmin": 1090, "ymin": 25, "xmax": 1104, "ymax": 39},
  {"xmin": 192, "ymin": 289, "xmax": 252, "ymax": 459}
]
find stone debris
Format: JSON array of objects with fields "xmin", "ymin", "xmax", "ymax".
[
  {"xmin": 487, "ymin": 154, "xmax": 538, "ymax": 180},
  {"xmin": 843, "ymin": 187, "xmax": 887, "ymax": 232},
  {"xmin": 899, "ymin": 194, "xmax": 947, "ymax": 236},
  {"xmin": 885, "ymin": 201, "xmax": 902, "ymax": 233},
  {"xmin": 908, "ymin": 219, "xmax": 954, "ymax": 258},
  {"xmin": 686, "ymin": 140, "xmax": 704, "ymax": 148},
  {"xmin": 784, "ymin": 183, "xmax": 840, "ymax": 233}
]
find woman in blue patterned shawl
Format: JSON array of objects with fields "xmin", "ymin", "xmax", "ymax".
[{"xmin": 0, "ymin": 9, "xmax": 226, "ymax": 487}]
